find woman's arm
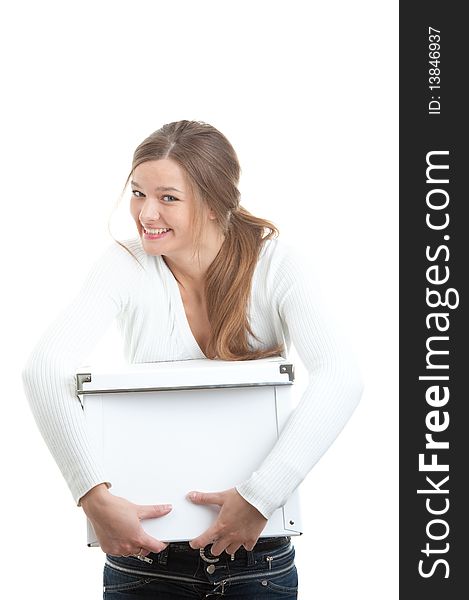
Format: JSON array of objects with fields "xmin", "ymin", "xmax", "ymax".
[
  {"xmin": 22, "ymin": 243, "xmax": 130, "ymax": 504},
  {"xmin": 235, "ymin": 243, "xmax": 364, "ymax": 519},
  {"xmin": 188, "ymin": 242, "xmax": 363, "ymax": 553},
  {"xmin": 22, "ymin": 242, "xmax": 172, "ymax": 555}
]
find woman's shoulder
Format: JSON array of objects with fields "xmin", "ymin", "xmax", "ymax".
[
  {"xmin": 257, "ymin": 236, "xmax": 318, "ymax": 292},
  {"xmin": 258, "ymin": 236, "xmax": 302, "ymax": 269},
  {"xmin": 254, "ymin": 238, "xmax": 295, "ymax": 291},
  {"xmin": 85, "ymin": 237, "xmax": 150, "ymax": 291},
  {"xmin": 98, "ymin": 237, "xmax": 148, "ymax": 268}
]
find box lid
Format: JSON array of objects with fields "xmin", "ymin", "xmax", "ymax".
[{"xmin": 76, "ymin": 356, "xmax": 294, "ymax": 395}]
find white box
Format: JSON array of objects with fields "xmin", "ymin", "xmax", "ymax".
[{"xmin": 76, "ymin": 357, "xmax": 302, "ymax": 546}]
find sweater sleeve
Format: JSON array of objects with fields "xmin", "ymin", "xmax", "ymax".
[
  {"xmin": 236, "ymin": 245, "xmax": 363, "ymax": 519},
  {"xmin": 21, "ymin": 242, "xmax": 142, "ymax": 505}
]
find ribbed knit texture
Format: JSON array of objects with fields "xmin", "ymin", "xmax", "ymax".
[{"xmin": 22, "ymin": 237, "xmax": 362, "ymax": 518}]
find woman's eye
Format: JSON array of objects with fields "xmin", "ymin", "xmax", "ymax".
[
  {"xmin": 163, "ymin": 195, "xmax": 177, "ymax": 202},
  {"xmin": 131, "ymin": 190, "xmax": 144, "ymax": 198}
]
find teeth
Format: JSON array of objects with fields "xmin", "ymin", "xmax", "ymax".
[{"xmin": 145, "ymin": 228, "xmax": 170, "ymax": 235}]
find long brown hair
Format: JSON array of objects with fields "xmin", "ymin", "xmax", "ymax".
[{"xmin": 122, "ymin": 120, "xmax": 283, "ymax": 360}]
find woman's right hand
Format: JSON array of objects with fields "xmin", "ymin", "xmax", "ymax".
[{"xmin": 80, "ymin": 483, "xmax": 172, "ymax": 557}]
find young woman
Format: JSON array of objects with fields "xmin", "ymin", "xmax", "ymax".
[{"xmin": 22, "ymin": 120, "xmax": 362, "ymax": 598}]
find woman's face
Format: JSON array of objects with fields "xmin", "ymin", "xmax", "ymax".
[{"xmin": 130, "ymin": 158, "xmax": 212, "ymax": 258}]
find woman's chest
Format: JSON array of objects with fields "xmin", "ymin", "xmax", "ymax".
[
  {"xmin": 120, "ymin": 275, "xmax": 211, "ymax": 360},
  {"xmin": 177, "ymin": 285, "xmax": 211, "ymax": 356}
]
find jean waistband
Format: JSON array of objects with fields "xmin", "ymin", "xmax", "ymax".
[{"xmin": 168, "ymin": 536, "xmax": 291, "ymax": 557}]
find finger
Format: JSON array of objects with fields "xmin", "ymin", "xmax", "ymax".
[
  {"xmin": 189, "ymin": 527, "xmax": 218, "ymax": 550},
  {"xmin": 186, "ymin": 491, "xmax": 224, "ymax": 506},
  {"xmin": 140, "ymin": 533, "xmax": 169, "ymax": 554},
  {"xmin": 137, "ymin": 504, "xmax": 172, "ymax": 520},
  {"xmin": 225, "ymin": 543, "xmax": 242, "ymax": 555},
  {"xmin": 210, "ymin": 540, "xmax": 229, "ymax": 556},
  {"xmin": 134, "ymin": 545, "xmax": 155, "ymax": 558},
  {"xmin": 243, "ymin": 540, "xmax": 257, "ymax": 551},
  {"xmin": 139, "ymin": 544, "xmax": 168, "ymax": 557}
]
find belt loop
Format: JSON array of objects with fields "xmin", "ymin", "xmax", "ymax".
[
  {"xmin": 157, "ymin": 546, "xmax": 169, "ymax": 566},
  {"xmin": 246, "ymin": 549, "xmax": 255, "ymax": 566}
]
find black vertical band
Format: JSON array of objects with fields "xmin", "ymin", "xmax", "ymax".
[{"xmin": 400, "ymin": 3, "xmax": 467, "ymax": 596}]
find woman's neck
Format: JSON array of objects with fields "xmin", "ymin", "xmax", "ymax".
[{"xmin": 163, "ymin": 233, "xmax": 224, "ymax": 291}]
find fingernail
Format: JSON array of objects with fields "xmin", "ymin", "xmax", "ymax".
[
  {"xmin": 187, "ymin": 492, "xmax": 196, "ymax": 500},
  {"xmin": 163, "ymin": 504, "xmax": 172, "ymax": 510}
]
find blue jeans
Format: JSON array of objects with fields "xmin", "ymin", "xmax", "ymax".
[{"xmin": 103, "ymin": 537, "xmax": 297, "ymax": 598}]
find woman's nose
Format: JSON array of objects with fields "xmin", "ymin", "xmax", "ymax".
[{"xmin": 140, "ymin": 201, "xmax": 160, "ymax": 222}]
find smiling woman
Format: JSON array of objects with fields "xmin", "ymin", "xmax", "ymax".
[
  {"xmin": 121, "ymin": 121, "xmax": 284, "ymax": 361},
  {"xmin": 21, "ymin": 119, "xmax": 363, "ymax": 599},
  {"xmin": 129, "ymin": 159, "xmax": 223, "ymax": 272},
  {"xmin": 128, "ymin": 157, "xmax": 225, "ymax": 358}
]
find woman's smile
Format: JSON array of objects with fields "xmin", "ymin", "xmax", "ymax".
[{"xmin": 142, "ymin": 226, "xmax": 172, "ymax": 240}]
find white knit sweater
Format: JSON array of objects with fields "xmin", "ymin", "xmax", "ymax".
[{"xmin": 22, "ymin": 237, "xmax": 362, "ymax": 519}]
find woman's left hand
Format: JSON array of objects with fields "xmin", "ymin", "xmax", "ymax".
[{"xmin": 187, "ymin": 487, "xmax": 267, "ymax": 556}]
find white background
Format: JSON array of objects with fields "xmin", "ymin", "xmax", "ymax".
[{"xmin": 0, "ymin": 1, "xmax": 398, "ymax": 598}]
